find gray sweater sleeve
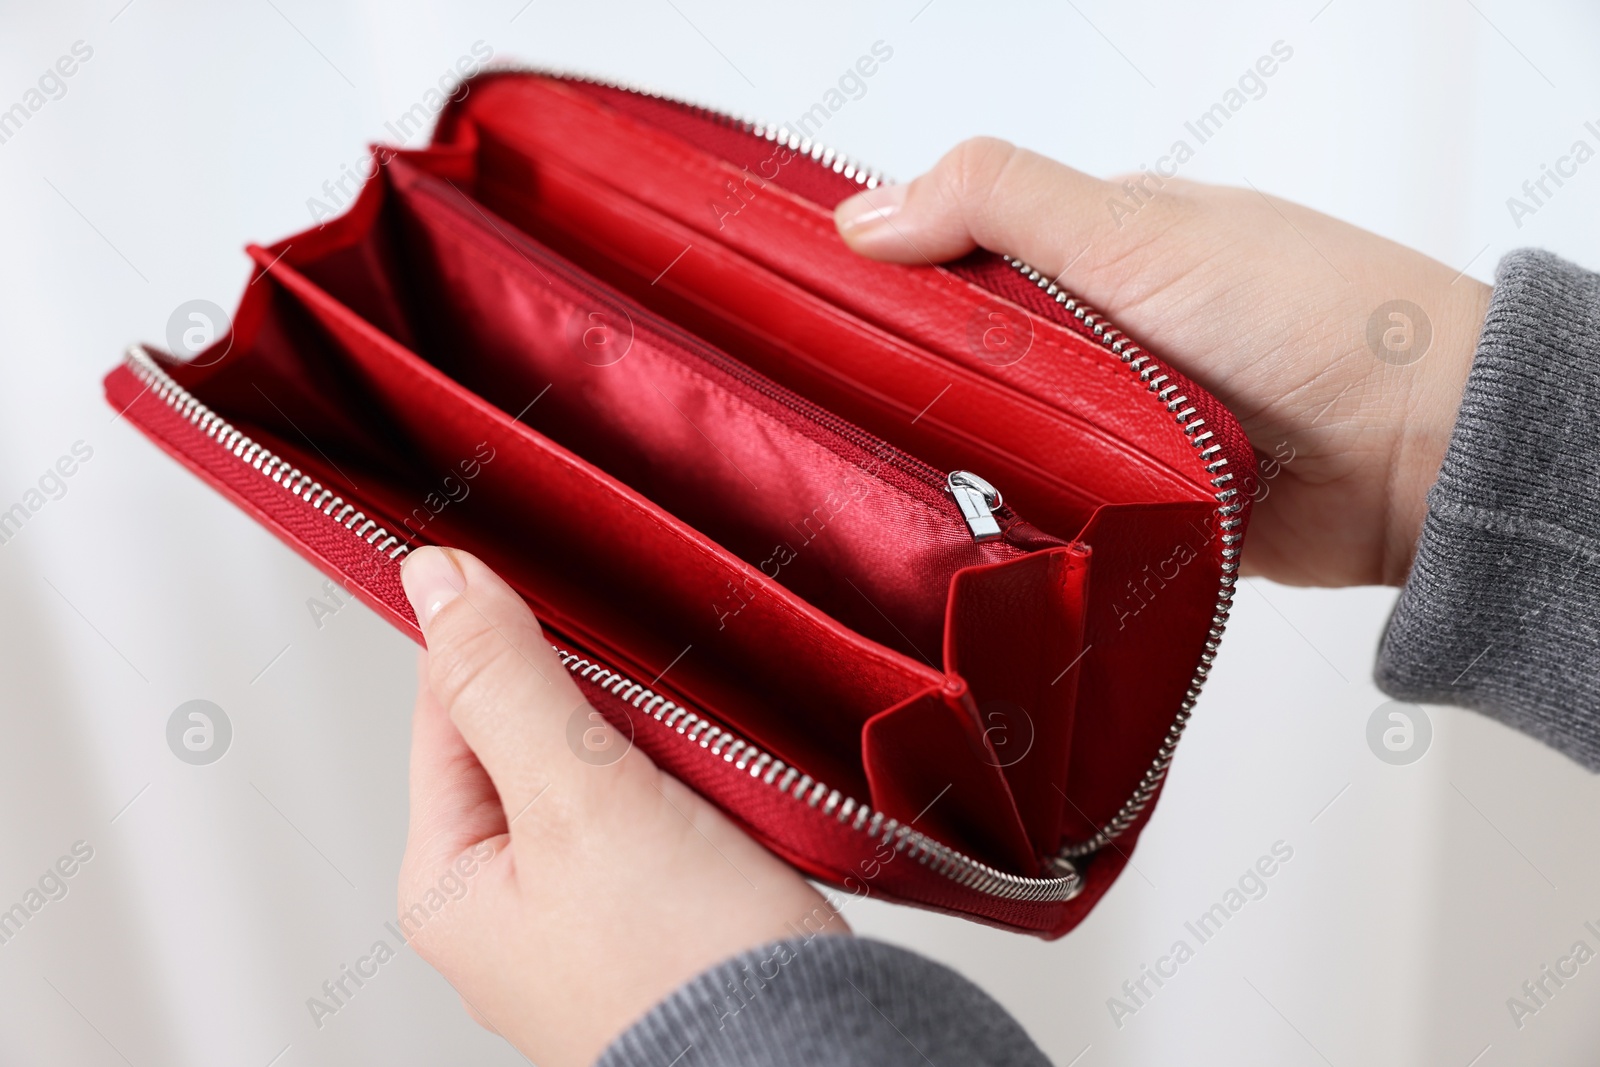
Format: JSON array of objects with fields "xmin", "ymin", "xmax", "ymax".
[
  {"xmin": 596, "ymin": 935, "xmax": 1050, "ymax": 1067},
  {"xmin": 600, "ymin": 248, "xmax": 1600, "ymax": 1067},
  {"xmin": 1378, "ymin": 248, "xmax": 1600, "ymax": 769}
]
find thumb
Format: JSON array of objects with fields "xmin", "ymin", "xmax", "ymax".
[
  {"xmin": 833, "ymin": 136, "xmax": 1118, "ymax": 282},
  {"xmin": 400, "ymin": 547, "xmax": 613, "ymax": 832}
]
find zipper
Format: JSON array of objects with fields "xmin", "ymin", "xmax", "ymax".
[
  {"xmin": 416, "ymin": 175, "xmax": 1026, "ymax": 546},
  {"xmin": 946, "ymin": 470, "xmax": 1003, "ymax": 542},
  {"xmin": 122, "ymin": 345, "xmax": 415, "ymax": 563},
  {"xmin": 460, "ymin": 65, "xmax": 1241, "ymax": 859},
  {"xmin": 554, "ymin": 649, "xmax": 1080, "ymax": 902},
  {"xmin": 120, "ymin": 343, "xmax": 1082, "ymax": 905}
]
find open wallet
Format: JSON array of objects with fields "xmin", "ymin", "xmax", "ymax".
[{"xmin": 102, "ymin": 70, "xmax": 1250, "ymax": 937}]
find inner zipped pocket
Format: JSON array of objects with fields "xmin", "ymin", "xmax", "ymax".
[{"xmin": 285, "ymin": 155, "xmax": 1069, "ymax": 666}]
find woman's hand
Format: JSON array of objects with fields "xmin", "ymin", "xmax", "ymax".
[
  {"xmin": 396, "ymin": 546, "xmax": 843, "ymax": 1067},
  {"xmin": 834, "ymin": 138, "xmax": 1492, "ymax": 587}
]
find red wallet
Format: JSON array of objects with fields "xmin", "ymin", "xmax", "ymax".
[{"xmin": 103, "ymin": 70, "xmax": 1249, "ymax": 937}]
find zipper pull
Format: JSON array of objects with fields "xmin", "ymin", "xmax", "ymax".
[{"xmin": 947, "ymin": 471, "xmax": 1003, "ymax": 542}]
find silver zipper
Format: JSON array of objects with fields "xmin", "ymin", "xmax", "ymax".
[
  {"xmin": 119, "ymin": 343, "xmax": 1083, "ymax": 906},
  {"xmin": 555, "ymin": 650, "xmax": 1081, "ymax": 903},
  {"xmin": 946, "ymin": 470, "xmax": 1003, "ymax": 541},
  {"xmin": 123, "ymin": 345, "xmax": 414, "ymax": 561},
  {"xmin": 474, "ymin": 65, "xmax": 1239, "ymax": 858}
]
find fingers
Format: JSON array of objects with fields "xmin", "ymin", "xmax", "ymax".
[
  {"xmin": 833, "ymin": 137, "xmax": 1118, "ymax": 279},
  {"xmin": 401, "ymin": 547, "xmax": 595, "ymax": 831},
  {"xmin": 403, "ymin": 649, "xmax": 508, "ymax": 874}
]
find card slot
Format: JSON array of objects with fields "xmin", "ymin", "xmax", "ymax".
[
  {"xmin": 447, "ymin": 77, "xmax": 1214, "ymax": 502},
  {"xmin": 1054, "ymin": 501, "xmax": 1219, "ymax": 840},
  {"xmin": 943, "ymin": 546, "xmax": 1090, "ymax": 859},
  {"xmin": 860, "ymin": 689, "xmax": 1039, "ymax": 874},
  {"xmin": 460, "ymin": 136, "xmax": 1198, "ymax": 534},
  {"xmin": 466, "ymin": 158, "xmax": 1103, "ymax": 539},
  {"xmin": 398, "ymin": 129, "xmax": 1191, "ymax": 529}
]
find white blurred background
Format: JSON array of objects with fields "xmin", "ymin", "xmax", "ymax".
[{"xmin": 2, "ymin": 1, "xmax": 1598, "ymax": 1063}]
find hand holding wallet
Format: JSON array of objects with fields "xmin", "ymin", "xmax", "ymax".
[{"xmin": 103, "ymin": 70, "xmax": 1249, "ymax": 936}]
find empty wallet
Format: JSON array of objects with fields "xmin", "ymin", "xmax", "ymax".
[{"xmin": 102, "ymin": 70, "xmax": 1251, "ymax": 937}]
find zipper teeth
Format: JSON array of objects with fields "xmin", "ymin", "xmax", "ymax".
[
  {"xmin": 123, "ymin": 345, "xmax": 414, "ymax": 562},
  {"xmin": 486, "ymin": 67, "xmax": 1238, "ymax": 858},
  {"xmin": 555, "ymin": 649, "xmax": 1081, "ymax": 903},
  {"xmin": 1001, "ymin": 258, "xmax": 1239, "ymax": 857},
  {"xmin": 121, "ymin": 342, "xmax": 1080, "ymax": 905}
]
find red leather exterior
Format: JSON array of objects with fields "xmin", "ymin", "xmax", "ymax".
[{"xmin": 102, "ymin": 71, "xmax": 1252, "ymax": 937}]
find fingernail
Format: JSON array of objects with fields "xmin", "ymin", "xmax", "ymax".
[
  {"xmin": 402, "ymin": 547, "xmax": 466, "ymax": 629},
  {"xmin": 834, "ymin": 183, "xmax": 908, "ymax": 237}
]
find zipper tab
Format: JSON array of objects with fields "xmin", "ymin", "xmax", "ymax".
[{"xmin": 947, "ymin": 471, "xmax": 1003, "ymax": 542}]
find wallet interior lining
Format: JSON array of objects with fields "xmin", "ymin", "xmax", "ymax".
[
  {"xmin": 180, "ymin": 261, "xmax": 944, "ymax": 800},
  {"xmin": 469, "ymin": 136, "xmax": 1201, "ymax": 520},
  {"xmin": 262, "ymin": 164, "xmax": 1103, "ymax": 860},
  {"xmin": 445, "ymin": 78, "xmax": 1212, "ymax": 513},
  {"xmin": 378, "ymin": 160, "xmax": 1056, "ymax": 662},
  {"xmin": 448, "ymin": 113, "xmax": 1226, "ymax": 847},
  {"xmin": 468, "ymin": 151, "xmax": 1114, "ymax": 540}
]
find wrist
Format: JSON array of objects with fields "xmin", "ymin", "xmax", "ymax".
[{"xmin": 1382, "ymin": 280, "xmax": 1492, "ymax": 585}]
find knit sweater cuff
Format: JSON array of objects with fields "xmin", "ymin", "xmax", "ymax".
[
  {"xmin": 1377, "ymin": 249, "xmax": 1600, "ymax": 769},
  {"xmin": 596, "ymin": 935, "xmax": 1049, "ymax": 1067}
]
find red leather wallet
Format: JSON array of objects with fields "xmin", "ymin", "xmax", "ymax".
[{"xmin": 103, "ymin": 70, "xmax": 1249, "ymax": 937}]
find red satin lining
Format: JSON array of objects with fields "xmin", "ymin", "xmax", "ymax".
[
  {"xmin": 379, "ymin": 158, "xmax": 1046, "ymax": 663},
  {"xmin": 210, "ymin": 264, "xmax": 943, "ymax": 801}
]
